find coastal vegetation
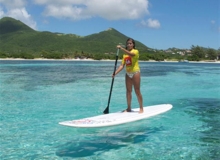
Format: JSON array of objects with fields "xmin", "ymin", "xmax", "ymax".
[{"xmin": 0, "ymin": 17, "xmax": 219, "ymax": 61}]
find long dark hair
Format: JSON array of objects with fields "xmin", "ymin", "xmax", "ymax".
[{"xmin": 126, "ymin": 38, "xmax": 136, "ymax": 49}]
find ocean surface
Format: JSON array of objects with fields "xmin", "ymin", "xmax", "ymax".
[{"xmin": 0, "ymin": 60, "xmax": 219, "ymax": 160}]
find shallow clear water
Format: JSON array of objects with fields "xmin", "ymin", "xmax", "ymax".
[{"xmin": 0, "ymin": 60, "xmax": 220, "ymax": 160}]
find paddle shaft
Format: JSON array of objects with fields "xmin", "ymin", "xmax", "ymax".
[{"xmin": 103, "ymin": 49, "xmax": 120, "ymax": 114}]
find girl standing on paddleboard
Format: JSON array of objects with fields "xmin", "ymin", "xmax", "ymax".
[{"xmin": 113, "ymin": 38, "xmax": 144, "ymax": 113}]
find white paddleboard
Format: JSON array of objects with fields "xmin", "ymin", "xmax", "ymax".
[{"xmin": 59, "ymin": 104, "xmax": 172, "ymax": 128}]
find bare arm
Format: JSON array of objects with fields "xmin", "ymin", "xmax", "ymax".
[
  {"xmin": 112, "ymin": 64, "xmax": 124, "ymax": 77},
  {"xmin": 117, "ymin": 45, "xmax": 135, "ymax": 56}
]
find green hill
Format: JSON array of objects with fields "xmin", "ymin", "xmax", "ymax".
[
  {"xmin": 0, "ymin": 17, "xmax": 149, "ymax": 57},
  {"xmin": 0, "ymin": 17, "xmax": 35, "ymax": 34}
]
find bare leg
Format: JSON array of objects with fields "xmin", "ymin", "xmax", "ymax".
[
  {"xmin": 125, "ymin": 74, "xmax": 132, "ymax": 112},
  {"xmin": 133, "ymin": 72, "xmax": 144, "ymax": 113}
]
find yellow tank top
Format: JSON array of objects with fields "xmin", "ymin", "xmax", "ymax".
[{"xmin": 121, "ymin": 49, "xmax": 140, "ymax": 73}]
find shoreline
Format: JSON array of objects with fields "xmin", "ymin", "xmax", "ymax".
[{"xmin": 0, "ymin": 58, "xmax": 219, "ymax": 63}]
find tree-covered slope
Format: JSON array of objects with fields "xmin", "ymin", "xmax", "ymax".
[{"xmin": 0, "ymin": 17, "xmax": 149, "ymax": 55}]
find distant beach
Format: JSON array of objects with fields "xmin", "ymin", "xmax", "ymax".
[{"xmin": 0, "ymin": 58, "xmax": 219, "ymax": 63}]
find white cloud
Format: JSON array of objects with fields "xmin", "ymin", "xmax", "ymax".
[
  {"xmin": 33, "ymin": 0, "xmax": 149, "ymax": 20},
  {"xmin": 0, "ymin": 0, "xmax": 37, "ymax": 30},
  {"xmin": 0, "ymin": 6, "xmax": 5, "ymax": 17},
  {"xmin": 7, "ymin": 8, "xmax": 37, "ymax": 29},
  {"xmin": 0, "ymin": 0, "xmax": 149, "ymax": 29},
  {"xmin": 0, "ymin": 0, "xmax": 27, "ymax": 8},
  {"xmin": 211, "ymin": 20, "xmax": 215, "ymax": 24},
  {"xmin": 33, "ymin": 0, "xmax": 87, "ymax": 5},
  {"xmin": 85, "ymin": 0, "xmax": 149, "ymax": 20},
  {"xmin": 44, "ymin": 5, "xmax": 90, "ymax": 20},
  {"xmin": 140, "ymin": 18, "xmax": 161, "ymax": 29},
  {"xmin": 210, "ymin": 20, "xmax": 220, "ymax": 33}
]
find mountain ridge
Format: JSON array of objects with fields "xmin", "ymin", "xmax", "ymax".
[{"xmin": 0, "ymin": 17, "xmax": 149, "ymax": 55}]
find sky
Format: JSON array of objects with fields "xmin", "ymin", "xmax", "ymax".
[{"xmin": 0, "ymin": 0, "xmax": 219, "ymax": 50}]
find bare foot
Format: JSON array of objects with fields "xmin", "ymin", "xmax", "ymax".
[
  {"xmin": 123, "ymin": 109, "xmax": 132, "ymax": 112},
  {"xmin": 139, "ymin": 108, "xmax": 144, "ymax": 113}
]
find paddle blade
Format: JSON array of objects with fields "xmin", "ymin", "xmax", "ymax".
[{"xmin": 103, "ymin": 107, "xmax": 109, "ymax": 114}]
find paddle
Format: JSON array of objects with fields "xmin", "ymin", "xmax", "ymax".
[{"xmin": 103, "ymin": 48, "xmax": 120, "ymax": 114}]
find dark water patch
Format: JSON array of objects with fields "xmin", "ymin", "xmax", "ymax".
[
  {"xmin": 1, "ymin": 61, "xmax": 219, "ymax": 90},
  {"xmin": 181, "ymin": 98, "xmax": 220, "ymax": 159},
  {"xmin": 56, "ymin": 126, "xmax": 163, "ymax": 158},
  {"xmin": 0, "ymin": 61, "xmax": 113, "ymax": 91},
  {"xmin": 56, "ymin": 140, "xmax": 115, "ymax": 158},
  {"xmin": 183, "ymin": 98, "xmax": 220, "ymax": 132},
  {"xmin": 56, "ymin": 137, "xmax": 126, "ymax": 158},
  {"xmin": 140, "ymin": 62, "xmax": 201, "ymax": 77},
  {"xmin": 182, "ymin": 70, "xmax": 199, "ymax": 76}
]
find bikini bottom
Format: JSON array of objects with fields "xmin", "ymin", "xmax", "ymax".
[{"xmin": 126, "ymin": 71, "xmax": 140, "ymax": 78}]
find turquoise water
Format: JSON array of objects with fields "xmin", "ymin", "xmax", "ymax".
[{"xmin": 0, "ymin": 60, "xmax": 220, "ymax": 160}]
